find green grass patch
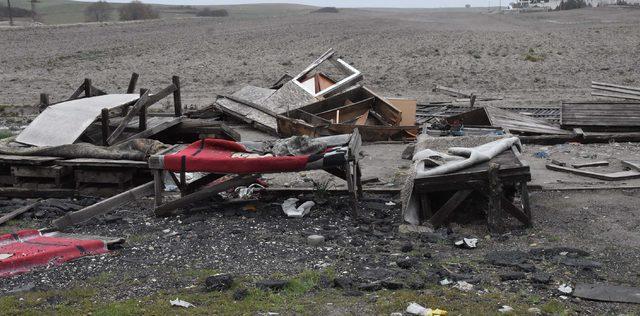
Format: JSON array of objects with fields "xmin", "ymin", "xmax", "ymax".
[{"xmin": 524, "ymin": 48, "xmax": 545, "ymax": 62}]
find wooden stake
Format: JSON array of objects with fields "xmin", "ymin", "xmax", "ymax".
[
  {"xmin": 172, "ymin": 75, "xmax": 182, "ymax": 117},
  {"xmin": 84, "ymin": 78, "xmax": 92, "ymax": 97},
  {"xmin": 487, "ymin": 163, "xmax": 505, "ymax": 233},
  {"xmin": 127, "ymin": 72, "xmax": 139, "ymax": 93},
  {"xmin": 138, "ymin": 88, "xmax": 148, "ymax": 131},
  {"xmin": 101, "ymin": 108, "xmax": 110, "ymax": 146},
  {"xmin": 39, "ymin": 93, "xmax": 49, "ymax": 112}
]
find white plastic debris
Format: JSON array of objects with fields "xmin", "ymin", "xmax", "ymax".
[
  {"xmin": 282, "ymin": 198, "xmax": 315, "ymax": 218},
  {"xmin": 454, "ymin": 238, "xmax": 478, "ymax": 249},
  {"xmin": 558, "ymin": 284, "xmax": 573, "ymax": 294},
  {"xmin": 0, "ymin": 253, "xmax": 13, "ymax": 260},
  {"xmin": 170, "ymin": 298, "xmax": 195, "ymax": 308},
  {"xmin": 439, "ymin": 278, "xmax": 452, "ymax": 285},
  {"xmin": 386, "ymin": 201, "xmax": 397, "ymax": 206},
  {"xmin": 498, "ymin": 305, "xmax": 514, "ymax": 313},
  {"xmin": 406, "ymin": 302, "xmax": 429, "ymax": 315},
  {"xmin": 235, "ymin": 183, "xmax": 265, "ymax": 199},
  {"xmin": 453, "ymin": 281, "xmax": 474, "ymax": 291}
]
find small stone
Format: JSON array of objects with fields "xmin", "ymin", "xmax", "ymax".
[
  {"xmin": 398, "ymin": 224, "xmax": 433, "ymax": 234},
  {"xmin": 401, "ymin": 242, "xmax": 413, "ymax": 253},
  {"xmin": 381, "ymin": 280, "xmax": 404, "ymax": 290},
  {"xmin": 499, "ymin": 272, "xmax": 526, "ymax": 281},
  {"xmin": 396, "ymin": 257, "xmax": 418, "ymax": 269},
  {"xmin": 307, "ymin": 235, "xmax": 325, "ymax": 246},
  {"xmin": 358, "ymin": 282, "xmax": 383, "ymax": 292},
  {"xmin": 527, "ymin": 307, "xmax": 542, "ymax": 314},
  {"xmin": 342, "ymin": 290, "xmax": 364, "ymax": 297},
  {"xmin": 232, "ymin": 288, "xmax": 248, "ymax": 301},
  {"xmin": 333, "ymin": 277, "xmax": 353, "ymax": 289},
  {"xmin": 531, "ymin": 272, "xmax": 551, "ymax": 284},
  {"xmin": 205, "ymin": 274, "xmax": 234, "ymax": 292},
  {"xmin": 256, "ymin": 280, "xmax": 288, "ymax": 291}
]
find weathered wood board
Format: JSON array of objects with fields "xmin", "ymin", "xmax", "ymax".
[
  {"xmin": 16, "ymin": 94, "xmax": 139, "ymax": 147},
  {"xmin": 448, "ymin": 106, "xmax": 571, "ymax": 135},
  {"xmin": 561, "ymin": 102, "xmax": 640, "ymax": 131}
]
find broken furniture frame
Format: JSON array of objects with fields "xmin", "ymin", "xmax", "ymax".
[
  {"xmin": 148, "ymin": 130, "xmax": 364, "ymax": 217},
  {"xmin": 98, "ymin": 76, "xmax": 183, "ymax": 146},
  {"xmin": 292, "ymin": 48, "xmax": 363, "ymax": 98},
  {"xmin": 277, "ymin": 85, "xmax": 418, "ymax": 141},
  {"xmin": 412, "ymin": 145, "xmax": 532, "ymax": 230}
]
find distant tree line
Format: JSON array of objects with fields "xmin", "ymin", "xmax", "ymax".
[
  {"xmin": 84, "ymin": 0, "xmax": 159, "ymax": 22},
  {"xmin": 0, "ymin": 4, "xmax": 32, "ymax": 19},
  {"xmin": 196, "ymin": 8, "xmax": 229, "ymax": 17},
  {"xmin": 556, "ymin": 0, "xmax": 590, "ymax": 10}
]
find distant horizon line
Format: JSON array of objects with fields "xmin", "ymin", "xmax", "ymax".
[{"xmin": 71, "ymin": 0, "xmax": 502, "ymax": 9}]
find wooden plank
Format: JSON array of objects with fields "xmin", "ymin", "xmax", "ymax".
[
  {"xmin": 56, "ymin": 158, "xmax": 147, "ymax": 168},
  {"xmin": 592, "ymin": 81, "xmax": 640, "ymax": 92},
  {"xmin": 0, "ymin": 155, "xmax": 61, "ymax": 165},
  {"xmin": 574, "ymin": 283, "xmax": 640, "ymax": 304},
  {"xmin": 429, "ymin": 189, "xmax": 473, "ymax": 227},
  {"xmin": 107, "ymin": 91, "xmax": 150, "ymax": 145},
  {"xmin": 571, "ymin": 161, "xmax": 609, "ymax": 169},
  {"xmin": 0, "ymin": 187, "xmax": 77, "ymax": 198},
  {"xmin": 622, "ymin": 160, "xmax": 640, "ymax": 171},
  {"xmin": 127, "ymin": 73, "xmax": 139, "ymax": 94},
  {"xmin": 154, "ymin": 174, "xmax": 259, "ymax": 217},
  {"xmin": 52, "ymin": 181, "xmax": 154, "ymax": 229},
  {"xmin": 388, "ymin": 98, "xmax": 417, "ymax": 126},
  {"xmin": 591, "ymin": 91, "xmax": 640, "ymax": 101},
  {"xmin": 75, "ymin": 169, "xmax": 132, "ymax": 184},
  {"xmin": 172, "ymin": 76, "xmax": 182, "ymax": 117},
  {"xmin": 114, "ymin": 117, "xmax": 183, "ymax": 145},
  {"xmin": 11, "ymin": 165, "xmax": 69, "ymax": 178},
  {"xmin": 501, "ymin": 196, "xmax": 531, "ymax": 226},
  {"xmin": 0, "ymin": 201, "xmax": 40, "ymax": 225},
  {"xmin": 546, "ymin": 164, "xmax": 640, "ymax": 181}
]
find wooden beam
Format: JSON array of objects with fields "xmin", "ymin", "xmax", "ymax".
[
  {"xmin": 106, "ymin": 90, "xmax": 150, "ymax": 145},
  {"xmin": 113, "ymin": 117, "xmax": 183, "ymax": 145},
  {"xmin": 571, "ymin": 161, "xmax": 609, "ymax": 169},
  {"xmin": 145, "ymin": 83, "xmax": 177, "ymax": 108},
  {"xmin": 0, "ymin": 188, "xmax": 77, "ymax": 198},
  {"xmin": 138, "ymin": 88, "xmax": 148, "ymax": 131},
  {"xmin": 101, "ymin": 108, "xmax": 110, "ymax": 146},
  {"xmin": 68, "ymin": 82, "xmax": 86, "ymax": 100},
  {"xmin": 429, "ymin": 189, "xmax": 473, "ymax": 227},
  {"xmin": 154, "ymin": 174, "xmax": 259, "ymax": 217},
  {"xmin": 546, "ymin": 164, "xmax": 640, "ymax": 181},
  {"xmin": 52, "ymin": 181, "xmax": 154, "ymax": 229},
  {"xmin": 487, "ymin": 163, "xmax": 505, "ymax": 233},
  {"xmin": 0, "ymin": 201, "xmax": 40, "ymax": 225},
  {"xmin": 39, "ymin": 93, "xmax": 50, "ymax": 112},
  {"xmin": 172, "ymin": 76, "xmax": 182, "ymax": 117},
  {"xmin": 127, "ymin": 72, "xmax": 139, "ymax": 94},
  {"xmin": 501, "ymin": 196, "xmax": 531, "ymax": 226},
  {"xmin": 84, "ymin": 78, "xmax": 92, "ymax": 97}
]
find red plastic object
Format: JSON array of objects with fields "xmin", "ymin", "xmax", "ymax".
[
  {"xmin": 163, "ymin": 139, "xmax": 310, "ymax": 174},
  {"xmin": 0, "ymin": 229, "xmax": 110, "ymax": 277}
]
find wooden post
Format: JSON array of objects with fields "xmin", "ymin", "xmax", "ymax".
[
  {"xmin": 7, "ymin": 0, "xmax": 14, "ymax": 26},
  {"xmin": 84, "ymin": 78, "xmax": 92, "ymax": 97},
  {"xmin": 139, "ymin": 88, "xmax": 148, "ymax": 132},
  {"xmin": 487, "ymin": 163, "xmax": 506, "ymax": 233},
  {"xmin": 127, "ymin": 72, "xmax": 139, "ymax": 93},
  {"xmin": 101, "ymin": 108, "xmax": 110, "ymax": 146},
  {"xmin": 39, "ymin": 93, "xmax": 49, "ymax": 113},
  {"xmin": 179, "ymin": 155, "xmax": 186, "ymax": 194},
  {"xmin": 172, "ymin": 75, "xmax": 182, "ymax": 117}
]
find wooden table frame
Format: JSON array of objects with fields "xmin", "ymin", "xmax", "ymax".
[{"xmin": 413, "ymin": 146, "xmax": 532, "ymax": 229}]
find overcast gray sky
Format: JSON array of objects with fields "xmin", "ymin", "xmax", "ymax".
[{"xmin": 98, "ymin": 0, "xmax": 497, "ymax": 8}]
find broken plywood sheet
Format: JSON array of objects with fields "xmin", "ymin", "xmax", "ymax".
[
  {"xmin": 16, "ymin": 94, "xmax": 139, "ymax": 147},
  {"xmin": 573, "ymin": 283, "xmax": 640, "ymax": 304},
  {"xmin": 261, "ymin": 80, "xmax": 315, "ymax": 115},
  {"xmin": 388, "ymin": 98, "xmax": 417, "ymax": 126},
  {"xmin": 448, "ymin": 106, "xmax": 571, "ymax": 135},
  {"xmin": 215, "ymin": 85, "xmax": 279, "ymax": 133}
]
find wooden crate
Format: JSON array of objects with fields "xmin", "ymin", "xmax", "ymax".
[{"xmin": 12, "ymin": 165, "xmax": 72, "ymax": 189}]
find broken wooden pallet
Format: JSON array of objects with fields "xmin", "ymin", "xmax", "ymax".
[{"xmin": 546, "ymin": 164, "xmax": 640, "ymax": 181}]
